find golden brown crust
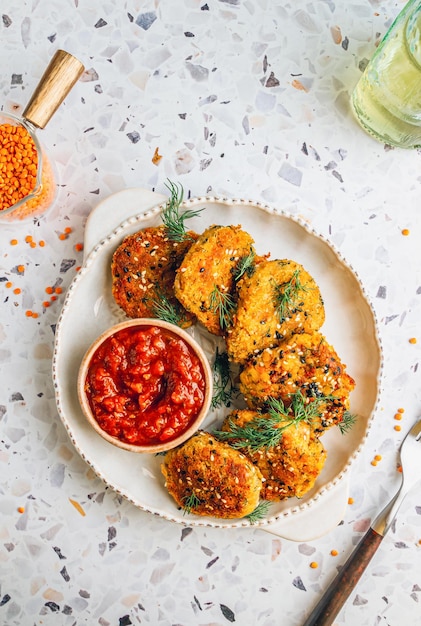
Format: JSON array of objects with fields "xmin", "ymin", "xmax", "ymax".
[
  {"xmin": 220, "ymin": 409, "xmax": 327, "ymax": 501},
  {"xmin": 111, "ymin": 226, "xmax": 197, "ymax": 327},
  {"xmin": 174, "ymin": 224, "xmax": 256, "ymax": 336},
  {"xmin": 226, "ymin": 259, "xmax": 325, "ymax": 364},
  {"xmin": 239, "ymin": 331, "xmax": 355, "ymax": 431},
  {"xmin": 161, "ymin": 431, "xmax": 263, "ymax": 518}
]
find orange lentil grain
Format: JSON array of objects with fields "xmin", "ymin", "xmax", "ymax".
[
  {"xmin": 31, "ymin": 312, "xmax": 39, "ymax": 318},
  {"xmin": 42, "ymin": 301, "xmax": 50, "ymax": 308},
  {"xmin": 330, "ymin": 550, "xmax": 338, "ymax": 557},
  {"xmin": 45, "ymin": 286, "xmax": 53, "ymax": 294},
  {"xmin": 13, "ymin": 288, "xmax": 21, "ymax": 295},
  {"xmin": 75, "ymin": 242, "xmax": 84, "ymax": 252},
  {"xmin": 50, "ymin": 295, "xmax": 57, "ymax": 302},
  {"xmin": 54, "ymin": 286, "xmax": 63, "ymax": 294},
  {"xmin": 5, "ymin": 281, "xmax": 12, "ymax": 288},
  {"xmin": 409, "ymin": 337, "xmax": 417, "ymax": 344},
  {"xmin": 17, "ymin": 506, "xmax": 25, "ymax": 514},
  {"xmin": 394, "ymin": 424, "xmax": 402, "ymax": 431},
  {"xmin": 64, "ymin": 226, "xmax": 72, "ymax": 234},
  {"xmin": 397, "ymin": 465, "xmax": 403, "ymax": 473},
  {"xmin": 310, "ymin": 562, "xmax": 318, "ymax": 569},
  {"xmin": 59, "ymin": 233, "xmax": 67, "ymax": 240},
  {"xmin": 394, "ymin": 413, "xmax": 402, "ymax": 421},
  {"xmin": 374, "ymin": 454, "xmax": 382, "ymax": 461},
  {"xmin": 10, "ymin": 238, "xmax": 18, "ymax": 245},
  {"xmin": 25, "ymin": 310, "xmax": 33, "ymax": 317},
  {"xmin": 25, "ymin": 235, "xmax": 33, "ymax": 243},
  {"xmin": 398, "ymin": 407, "xmax": 405, "ymax": 414},
  {"xmin": 401, "ymin": 228, "xmax": 410, "ymax": 236},
  {"xmin": 39, "ymin": 240, "xmax": 45, "ymax": 247},
  {"xmin": 17, "ymin": 265, "xmax": 25, "ymax": 273},
  {"xmin": 30, "ymin": 241, "xmax": 36, "ymax": 248},
  {"xmin": 371, "ymin": 460, "xmax": 378, "ymax": 466},
  {"xmin": 348, "ymin": 497, "xmax": 354, "ymax": 505}
]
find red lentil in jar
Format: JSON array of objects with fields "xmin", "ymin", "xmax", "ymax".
[{"xmin": 84, "ymin": 324, "xmax": 207, "ymax": 446}]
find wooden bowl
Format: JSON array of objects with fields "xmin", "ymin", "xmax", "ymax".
[{"xmin": 77, "ymin": 319, "xmax": 213, "ymax": 453}]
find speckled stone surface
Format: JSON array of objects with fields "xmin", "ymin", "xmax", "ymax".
[{"xmin": 1, "ymin": 1, "xmax": 421, "ymax": 625}]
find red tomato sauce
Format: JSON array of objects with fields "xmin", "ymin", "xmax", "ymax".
[{"xmin": 84, "ymin": 325, "xmax": 206, "ymax": 446}]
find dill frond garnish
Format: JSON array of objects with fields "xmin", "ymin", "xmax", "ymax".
[
  {"xmin": 151, "ymin": 292, "xmax": 189, "ymax": 327},
  {"xmin": 182, "ymin": 492, "xmax": 201, "ymax": 515},
  {"xmin": 244, "ymin": 500, "xmax": 271, "ymax": 524},
  {"xmin": 209, "ymin": 285, "xmax": 236, "ymax": 330},
  {"xmin": 214, "ymin": 391, "xmax": 334, "ymax": 451},
  {"xmin": 161, "ymin": 180, "xmax": 203, "ymax": 242},
  {"xmin": 211, "ymin": 348, "xmax": 236, "ymax": 409},
  {"xmin": 234, "ymin": 250, "xmax": 256, "ymax": 281},
  {"xmin": 273, "ymin": 269, "xmax": 310, "ymax": 322},
  {"xmin": 338, "ymin": 411, "xmax": 357, "ymax": 434}
]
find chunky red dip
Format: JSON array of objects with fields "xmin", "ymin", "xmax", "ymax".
[{"xmin": 84, "ymin": 325, "xmax": 206, "ymax": 446}]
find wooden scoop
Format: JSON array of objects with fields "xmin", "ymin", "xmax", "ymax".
[{"xmin": 23, "ymin": 49, "xmax": 85, "ymax": 129}]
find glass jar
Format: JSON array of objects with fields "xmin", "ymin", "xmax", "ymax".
[{"xmin": 351, "ymin": 0, "xmax": 421, "ymax": 148}]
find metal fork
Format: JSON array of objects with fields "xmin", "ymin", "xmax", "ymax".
[{"xmin": 302, "ymin": 418, "xmax": 421, "ymax": 626}]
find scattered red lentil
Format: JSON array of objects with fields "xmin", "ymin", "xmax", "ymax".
[
  {"xmin": 394, "ymin": 413, "xmax": 402, "ymax": 421},
  {"xmin": 54, "ymin": 286, "xmax": 63, "ymax": 294},
  {"xmin": 409, "ymin": 337, "xmax": 417, "ymax": 344},
  {"xmin": 310, "ymin": 562, "xmax": 318, "ymax": 569},
  {"xmin": 348, "ymin": 497, "xmax": 354, "ymax": 505},
  {"xmin": 401, "ymin": 228, "xmax": 410, "ymax": 236},
  {"xmin": 17, "ymin": 264, "xmax": 25, "ymax": 273},
  {"xmin": 25, "ymin": 310, "xmax": 33, "ymax": 317},
  {"xmin": 10, "ymin": 238, "xmax": 18, "ymax": 245},
  {"xmin": 45, "ymin": 286, "xmax": 54, "ymax": 294},
  {"xmin": 371, "ymin": 460, "xmax": 378, "ymax": 466},
  {"xmin": 5, "ymin": 281, "xmax": 12, "ymax": 288},
  {"xmin": 330, "ymin": 550, "xmax": 338, "ymax": 557},
  {"xmin": 74, "ymin": 242, "xmax": 84, "ymax": 252},
  {"xmin": 397, "ymin": 407, "xmax": 405, "ymax": 414},
  {"xmin": 25, "ymin": 235, "xmax": 33, "ymax": 243},
  {"xmin": 394, "ymin": 424, "xmax": 402, "ymax": 432},
  {"xmin": 397, "ymin": 464, "xmax": 403, "ymax": 473},
  {"xmin": 13, "ymin": 288, "xmax": 21, "ymax": 295},
  {"xmin": 39, "ymin": 240, "xmax": 45, "ymax": 247},
  {"xmin": 42, "ymin": 301, "xmax": 50, "ymax": 308},
  {"xmin": 59, "ymin": 233, "xmax": 67, "ymax": 240},
  {"xmin": 17, "ymin": 506, "xmax": 25, "ymax": 514},
  {"xmin": 64, "ymin": 226, "xmax": 72, "ymax": 234},
  {"xmin": 374, "ymin": 454, "xmax": 382, "ymax": 461},
  {"xmin": 50, "ymin": 295, "xmax": 57, "ymax": 302}
]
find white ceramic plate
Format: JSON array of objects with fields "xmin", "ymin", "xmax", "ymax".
[{"xmin": 52, "ymin": 189, "xmax": 383, "ymax": 538}]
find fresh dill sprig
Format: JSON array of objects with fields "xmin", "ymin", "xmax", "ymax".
[
  {"xmin": 215, "ymin": 391, "xmax": 334, "ymax": 451},
  {"xmin": 211, "ymin": 348, "xmax": 236, "ymax": 409},
  {"xmin": 182, "ymin": 492, "xmax": 201, "ymax": 515},
  {"xmin": 161, "ymin": 180, "xmax": 203, "ymax": 242},
  {"xmin": 244, "ymin": 500, "xmax": 271, "ymax": 524},
  {"xmin": 338, "ymin": 411, "xmax": 357, "ymax": 435},
  {"xmin": 152, "ymin": 292, "xmax": 188, "ymax": 327},
  {"xmin": 234, "ymin": 250, "xmax": 256, "ymax": 281},
  {"xmin": 209, "ymin": 285, "xmax": 236, "ymax": 330},
  {"xmin": 215, "ymin": 413, "xmax": 286, "ymax": 451},
  {"xmin": 273, "ymin": 269, "xmax": 310, "ymax": 322}
]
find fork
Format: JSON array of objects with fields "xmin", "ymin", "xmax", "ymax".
[{"xmin": 302, "ymin": 418, "xmax": 421, "ymax": 626}]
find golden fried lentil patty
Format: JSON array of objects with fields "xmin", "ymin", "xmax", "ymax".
[
  {"xmin": 239, "ymin": 332, "xmax": 355, "ymax": 431},
  {"xmin": 161, "ymin": 431, "xmax": 263, "ymax": 518},
  {"xmin": 220, "ymin": 409, "xmax": 327, "ymax": 501},
  {"xmin": 226, "ymin": 259, "xmax": 325, "ymax": 364},
  {"xmin": 174, "ymin": 224, "xmax": 256, "ymax": 336},
  {"xmin": 111, "ymin": 225, "xmax": 197, "ymax": 327}
]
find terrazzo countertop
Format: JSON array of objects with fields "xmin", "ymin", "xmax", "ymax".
[{"xmin": 1, "ymin": 1, "xmax": 421, "ymax": 625}]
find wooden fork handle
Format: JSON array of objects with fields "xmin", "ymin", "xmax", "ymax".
[{"xmin": 302, "ymin": 527, "xmax": 383, "ymax": 626}]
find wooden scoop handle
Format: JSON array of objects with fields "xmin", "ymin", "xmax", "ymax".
[
  {"xmin": 302, "ymin": 527, "xmax": 383, "ymax": 626},
  {"xmin": 23, "ymin": 49, "xmax": 85, "ymax": 129}
]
